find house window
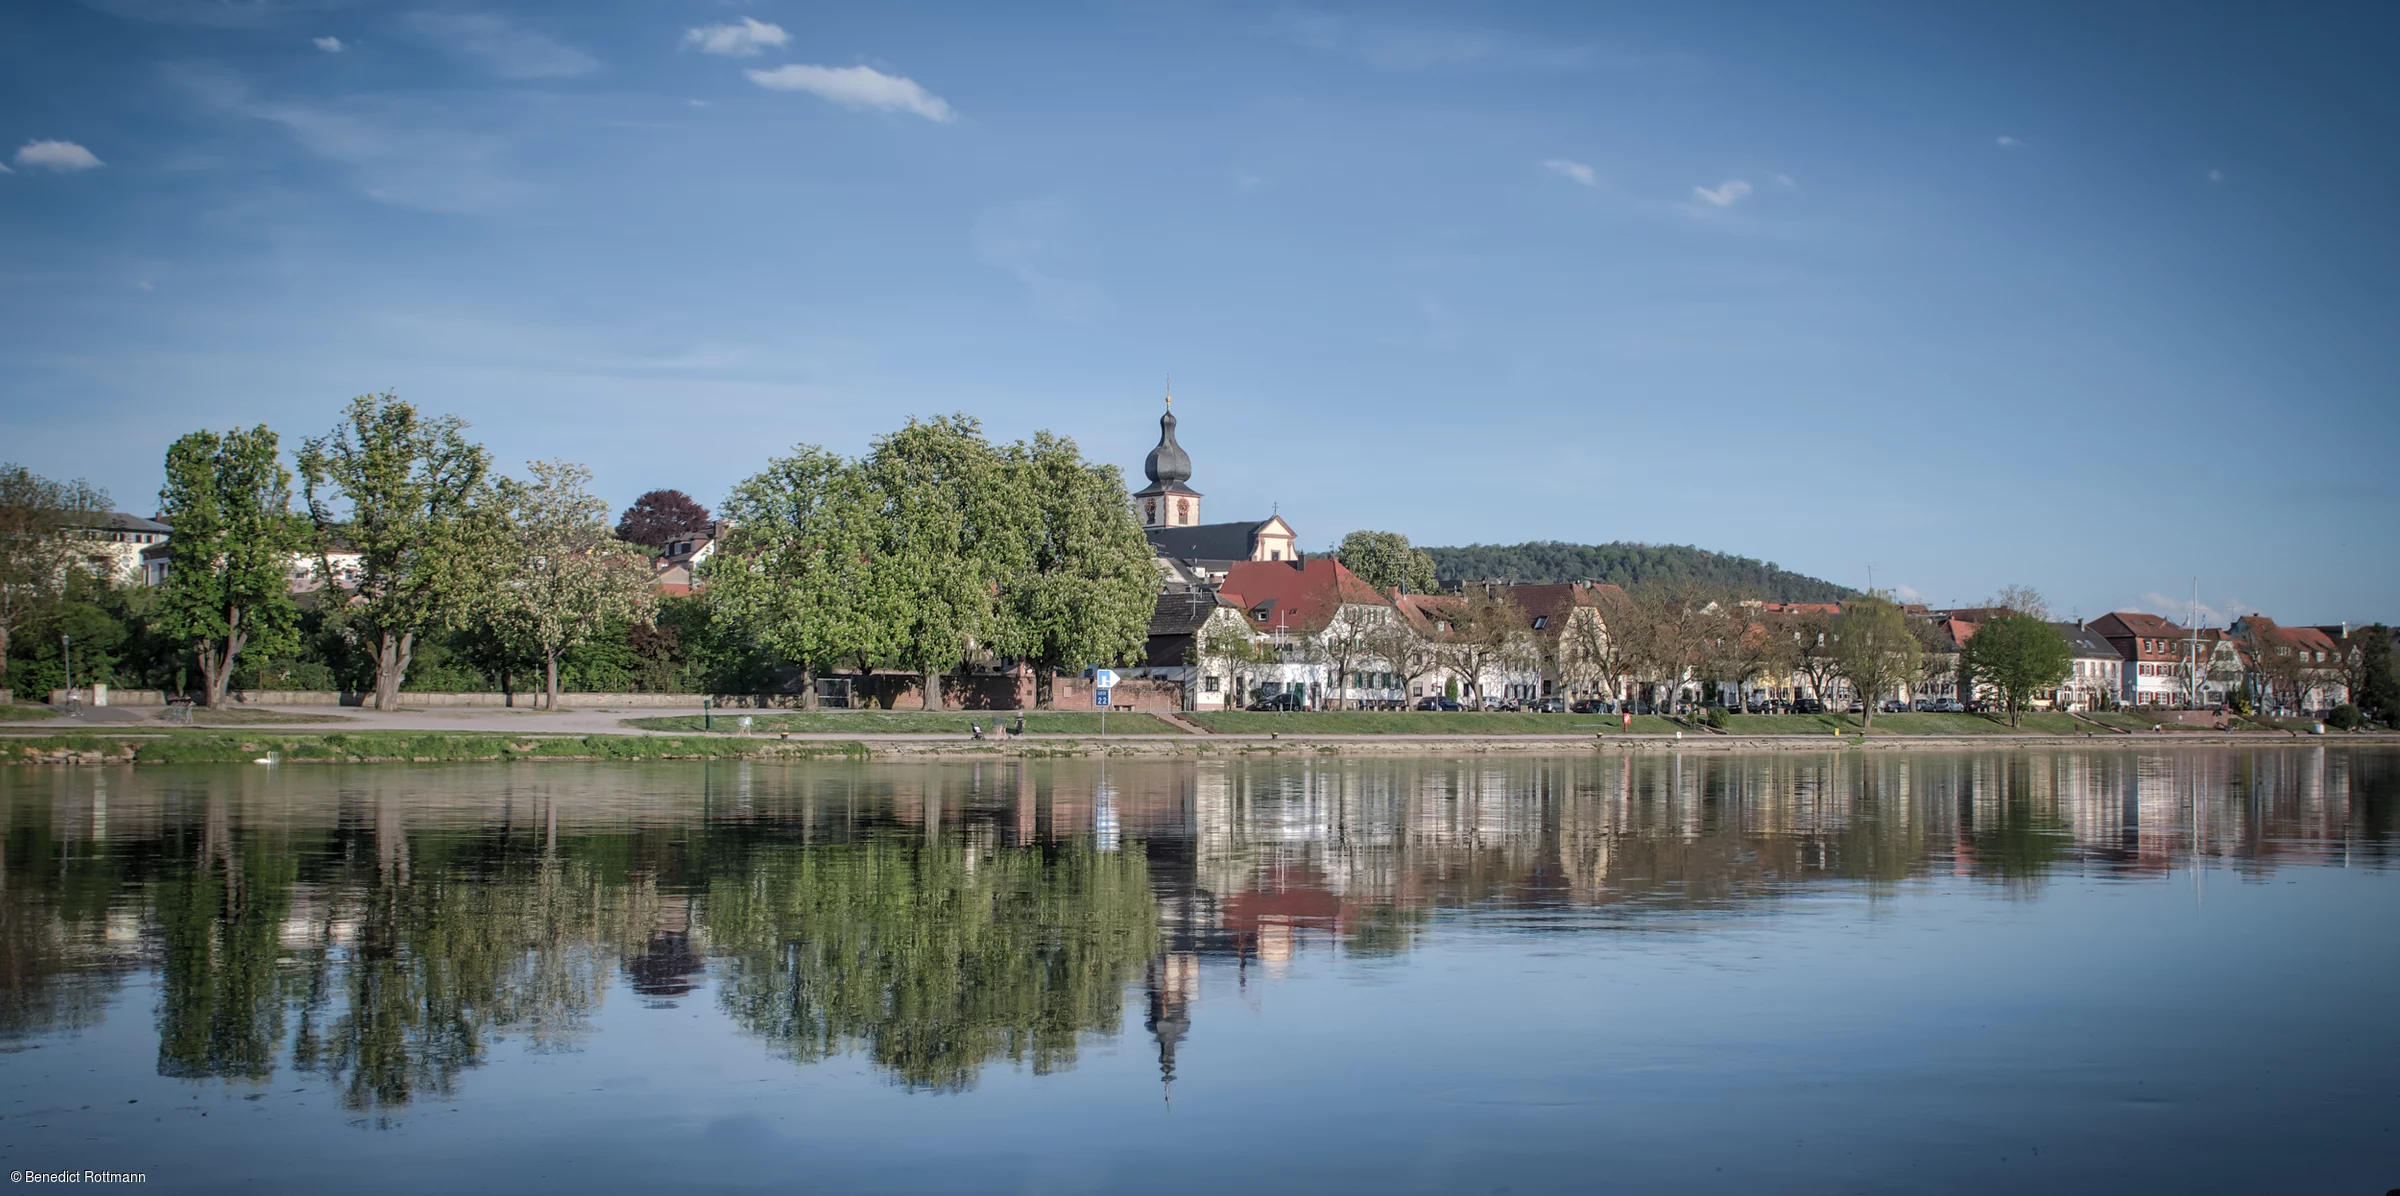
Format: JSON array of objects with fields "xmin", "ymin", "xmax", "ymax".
[
  {"xmin": 1203, "ymin": 676, "xmax": 1219, "ymax": 693},
  {"xmin": 1533, "ymin": 616, "xmax": 1548, "ymax": 630}
]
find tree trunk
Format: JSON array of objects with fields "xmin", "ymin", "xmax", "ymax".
[
  {"xmin": 545, "ymin": 648, "xmax": 561, "ymax": 712},
  {"xmin": 922, "ymin": 668, "xmax": 943, "ymax": 711},
  {"xmin": 374, "ymin": 630, "xmax": 414, "ymax": 712},
  {"xmin": 800, "ymin": 663, "xmax": 818, "ymax": 711},
  {"xmin": 1035, "ymin": 666, "xmax": 1054, "ymax": 711}
]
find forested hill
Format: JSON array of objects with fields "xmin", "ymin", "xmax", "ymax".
[{"xmin": 1420, "ymin": 542, "xmax": 1858, "ymax": 603}]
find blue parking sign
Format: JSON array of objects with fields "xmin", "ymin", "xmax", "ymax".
[{"xmin": 1093, "ymin": 687, "xmax": 1111, "ymax": 708}]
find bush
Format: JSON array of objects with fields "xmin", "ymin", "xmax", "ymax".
[
  {"xmin": 2327, "ymin": 704, "xmax": 2362, "ymax": 730},
  {"xmin": 1703, "ymin": 705, "xmax": 1729, "ymax": 730}
]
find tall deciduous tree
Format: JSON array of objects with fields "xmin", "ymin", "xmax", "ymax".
[
  {"xmin": 860, "ymin": 415, "xmax": 1022, "ymax": 711},
  {"xmin": 712, "ymin": 446, "xmax": 887, "ymax": 709},
  {"xmin": 492, "ymin": 461, "xmax": 658, "ymax": 711},
  {"xmin": 1365, "ymin": 606, "xmax": 1443, "ymax": 707},
  {"xmin": 1958, "ymin": 613, "xmax": 2072, "ymax": 727},
  {"xmin": 296, "ymin": 394, "xmax": 496, "ymax": 712},
  {"xmin": 2352, "ymin": 624, "xmax": 2397, "ymax": 725},
  {"xmin": 0, "ymin": 464, "xmax": 109, "ymax": 691},
  {"xmin": 152, "ymin": 427, "xmax": 305, "ymax": 706},
  {"xmin": 1434, "ymin": 589, "xmax": 1533, "ymax": 709},
  {"xmin": 1000, "ymin": 432, "xmax": 1156, "ymax": 708},
  {"xmin": 1789, "ymin": 609, "xmax": 1844, "ymax": 709},
  {"xmin": 1335, "ymin": 530, "xmax": 1439, "ymax": 596},
  {"xmin": 1830, "ymin": 593, "xmax": 1921, "ymax": 730},
  {"xmin": 614, "ymin": 489, "xmax": 712, "ymax": 549}
]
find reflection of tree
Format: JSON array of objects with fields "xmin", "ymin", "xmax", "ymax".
[
  {"xmin": 708, "ymin": 837, "xmax": 1159, "ymax": 1091},
  {"xmin": 153, "ymin": 828, "xmax": 297, "ymax": 1081}
]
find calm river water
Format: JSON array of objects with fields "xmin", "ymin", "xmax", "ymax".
[{"xmin": 2, "ymin": 748, "xmax": 2396, "ymax": 1194}]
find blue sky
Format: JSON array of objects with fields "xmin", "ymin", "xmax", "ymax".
[{"xmin": 3, "ymin": 0, "xmax": 2393, "ymax": 624}]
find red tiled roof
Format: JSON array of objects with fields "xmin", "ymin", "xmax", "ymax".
[{"xmin": 1218, "ymin": 558, "xmax": 1390, "ymax": 636}]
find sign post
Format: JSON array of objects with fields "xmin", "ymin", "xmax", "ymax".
[{"xmin": 1092, "ymin": 669, "xmax": 1119, "ymax": 738}]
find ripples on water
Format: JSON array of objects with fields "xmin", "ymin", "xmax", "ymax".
[{"xmin": 2, "ymin": 747, "xmax": 2395, "ymax": 1193}]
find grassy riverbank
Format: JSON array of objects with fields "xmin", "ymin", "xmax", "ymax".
[
  {"xmin": 7, "ymin": 731, "xmax": 867, "ymax": 765},
  {"xmin": 0, "ymin": 704, "xmax": 61, "ymax": 722},
  {"xmin": 626, "ymin": 710, "xmax": 1182, "ymax": 735}
]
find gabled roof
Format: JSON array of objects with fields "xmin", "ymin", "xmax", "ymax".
[
  {"xmin": 2232, "ymin": 615, "xmax": 2341, "ymax": 655},
  {"xmin": 72, "ymin": 511, "xmax": 170, "ymax": 534},
  {"xmin": 1218, "ymin": 558, "xmax": 1389, "ymax": 636},
  {"xmin": 1493, "ymin": 582, "xmax": 1622, "ymax": 637},
  {"xmin": 1147, "ymin": 588, "xmax": 1226, "ymax": 638},
  {"xmin": 1391, "ymin": 593, "xmax": 1464, "ymax": 640},
  {"xmin": 1145, "ymin": 520, "xmax": 1276, "ymax": 564},
  {"xmin": 2053, "ymin": 622, "xmax": 2119, "ymax": 659}
]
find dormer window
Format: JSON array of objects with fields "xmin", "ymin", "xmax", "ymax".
[{"xmin": 1532, "ymin": 616, "xmax": 1548, "ymax": 630}]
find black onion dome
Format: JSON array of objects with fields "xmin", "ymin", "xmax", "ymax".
[{"xmin": 1144, "ymin": 406, "xmax": 1191, "ymax": 485}]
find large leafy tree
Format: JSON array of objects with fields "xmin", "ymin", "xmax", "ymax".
[
  {"xmin": 491, "ymin": 461, "xmax": 658, "ymax": 711},
  {"xmin": 1830, "ymin": 593, "xmax": 1921, "ymax": 730},
  {"xmin": 859, "ymin": 415, "xmax": 1025, "ymax": 710},
  {"xmin": 1335, "ymin": 530, "xmax": 1438, "ymax": 595},
  {"xmin": 711, "ymin": 446, "xmax": 888, "ymax": 708},
  {"xmin": 1000, "ymin": 432, "xmax": 1156, "ymax": 708},
  {"xmin": 0, "ymin": 464, "xmax": 109, "ymax": 692},
  {"xmin": 614, "ymin": 489, "xmax": 712, "ymax": 549},
  {"xmin": 1959, "ymin": 613, "xmax": 2072, "ymax": 727},
  {"xmin": 152, "ymin": 427, "xmax": 306, "ymax": 706},
  {"xmin": 296, "ymin": 394, "xmax": 497, "ymax": 712},
  {"xmin": 2353, "ymin": 624, "xmax": 2397, "ymax": 726}
]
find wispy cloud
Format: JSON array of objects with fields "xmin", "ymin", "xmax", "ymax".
[
  {"xmin": 15, "ymin": 140, "xmax": 105, "ymax": 172},
  {"xmin": 1233, "ymin": 169, "xmax": 1265, "ymax": 193},
  {"xmin": 1995, "ymin": 135, "xmax": 2026, "ymax": 148},
  {"xmin": 1772, "ymin": 172, "xmax": 1795, "ymax": 187},
  {"xmin": 2143, "ymin": 591, "xmax": 2245, "ymax": 627},
  {"xmin": 746, "ymin": 64, "xmax": 955, "ymax": 122},
  {"xmin": 313, "ymin": 34, "xmax": 343, "ymax": 52},
  {"xmin": 684, "ymin": 17, "xmax": 786, "ymax": 57},
  {"xmin": 2208, "ymin": 168, "xmax": 2223, "ymax": 183},
  {"xmin": 1271, "ymin": 8, "xmax": 1604, "ymax": 70},
  {"xmin": 404, "ymin": 12, "xmax": 598, "ymax": 79},
  {"xmin": 1542, "ymin": 158, "xmax": 1595, "ymax": 186},
  {"xmin": 975, "ymin": 197, "xmax": 1108, "ymax": 321},
  {"xmin": 1691, "ymin": 179, "xmax": 1751, "ymax": 207},
  {"xmin": 172, "ymin": 65, "xmax": 521, "ymax": 212}
]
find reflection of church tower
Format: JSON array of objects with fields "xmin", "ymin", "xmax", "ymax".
[
  {"xmin": 1132, "ymin": 393, "xmax": 1202, "ymax": 531},
  {"xmin": 1144, "ymin": 952, "xmax": 1197, "ymax": 1104}
]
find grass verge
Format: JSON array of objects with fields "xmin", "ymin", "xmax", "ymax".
[
  {"xmin": 1189, "ymin": 711, "xmax": 1686, "ymax": 735},
  {"xmin": 0, "ymin": 705, "xmax": 61, "ymax": 722},
  {"xmin": 624, "ymin": 711, "xmax": 1180, "ymax": 735},
  {"xmin": 6, "ymin": 731, "xmax": 868, "ymax": 765},
  {"xmin": 1714, "ymin": 712, "xmax": 2093, "ymax": 735},
  {"xmin": 157, "ymin": 708, "xmax": 358, "ymax": 726}
]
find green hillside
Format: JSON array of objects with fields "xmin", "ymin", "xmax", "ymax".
[{"xmin": 1420, "ymin": 541, "xmax": 1857, "ymax": 603}]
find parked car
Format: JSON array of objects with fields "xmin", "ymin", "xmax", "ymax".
[
  {"xmin": 1792, "ymin": 697, "xmax": 1824, "ymax": 714},
  {"xmin": 1248, "ymin": 693, "xmax": 1304, "ymax": 712},
  {"xmin": 1570, "ymin": 698, "xmax": 1612, "ymax": 714},
  {"xmin": 1880, "ymin": 699, "xmax": 1908, "ymax": 714},
  {"xmin": 1416, "ymin": 696, "xmax": 1463, "ymax": 712},
  {"xmin": 1531, "ymin": 698, "xmax": 1566, "ymax": 713},
  {"xmin": 1930, "ymin": 698, "xmax": 1965, "ymax": 714}
]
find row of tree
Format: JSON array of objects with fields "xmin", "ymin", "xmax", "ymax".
[{"xmin": 3, "ymin": 397, "xmax": 1161, "ymax": 711}]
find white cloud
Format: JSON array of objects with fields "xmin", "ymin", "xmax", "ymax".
[
  {"xmin": 15, "ymin": 140, "xmax": 105, "ymax": 172},
  {"xmin": 2140, "ymin": 592, "xmax": 2246, "ymax": 627},
  {"xmin": 684, "ymin": 17, "xmax": 786, "ymax": 57},
  {"xmin": 1773, "ymin": 172, "xmax": 1795, "ymax": 187},
  {"xmin": 172, "ymin": 66, "xmax": 521, "ymax": 212},
  {"xmin": 1542, "ymin": 158, "xmax": 1595, "ymax": 186},
  {"xmin": 746, "ymin": 64, "xmax": 955, "ymax": 122},
  {"xmin": 135, "ymin": 280, "xmax": 155, "ymax": 292},
  {"xmin": 1232, "ymin": 169, "xmax": 1265, "ymax": 193},
  {"xmin": 1895, "ymin": 584, "xmax": 1922, "ymax": 601},
  {"xmin": 404, "ymin": 12, "xmax": 598, "ymax": 79},
  {"xmin": 975, "ymin": 197, "xmax": 1107, "ymax": 321},
  {"xmin": 313, "ymin": 35, "xmax": 344, "ymax": 52},
  {"xmin": 1996, "ymin": 135, "xmax": 2026, "ymax": 148},
  {"xmin": 1692, "ymin": 179, "xmax": 1751, "ymax": 207},
  {"xmin": 2208, "ymin": 168, "xmax": 2223, "ymax": 183}
]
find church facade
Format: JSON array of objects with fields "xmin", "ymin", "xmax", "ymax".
[{"xmin": 1133, "ymin": 396, "xmax": 1296, "ymax": 587}]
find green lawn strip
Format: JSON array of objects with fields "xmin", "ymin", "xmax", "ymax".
[
  {"xmin": 0, "ymin": 705, "xmax": 62, "ymax": 722},
  {"xmin": 1188, "ymin": 711, "xmax": 1682, "ymax": 735},
  {"xmin": 622, "ymin": 711, "xmax": 1180, "ymax": 735},
  {"xmin": 2081, "ymin": 712, "xmax": 2242, "ymax": 734},
  {"xmin": 1715, "ymin": 712, "xmax": 2087, "ymax": 736},
  {"xmin": 7, "ymin": 731, "xmax": 867, "ymax": 764}
]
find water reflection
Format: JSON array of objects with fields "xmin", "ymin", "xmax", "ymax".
[{"xmin": 1, "ymin": 748, "xmax": 2393, "ymax": 1118}]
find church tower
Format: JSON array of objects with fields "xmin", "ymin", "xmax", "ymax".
[{"xmin": 1132, "ymin": 393, "xmax": 1202, "ymax": 530}]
